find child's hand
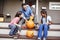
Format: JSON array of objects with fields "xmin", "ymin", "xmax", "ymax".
[
  {"xmin": 22, "ymin": 25, "xmax": 27, "ymax": 29},
  {"xmin": 46, "ymin": 23, "xmax": 48, "ymax": 25},
  {"xmin": 48, "ymin": 23, "xmax": 52, "ymax": 25},
  {"xmin": 18, "ymin": 25, "xmax": 21, "ymax": 27}
]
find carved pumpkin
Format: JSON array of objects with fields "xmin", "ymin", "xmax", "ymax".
[
  {"xmin": 26, "ymin": 16, "xmax": 35, "ymax": 29},
  {"xmin": 26, "ymin": 30, "xmax": 34, "ymax": 38}
]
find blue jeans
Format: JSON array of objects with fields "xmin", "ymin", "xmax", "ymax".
[
  {"xmin": 9, "ymin": 24, "xmax": 18, "ymax": 36},
  {"xmin": 38, "ymin": 24, "xmax": 48, "ymax": 38}
]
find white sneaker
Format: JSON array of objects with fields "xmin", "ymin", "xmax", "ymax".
[
  {"xmin": 13, "ymin": 36, "xmax": 18, "ymax": 39},
  {"xmin": 43, "ymin": 38, "xmax": 46, "ymax": 40},
  {"xmin": 9, "ymin": 35, "xmax": 13, "ymax": 37},
  {"xmin": 38, "ymin": 37, "xmax": 41, "ymax": 40}
]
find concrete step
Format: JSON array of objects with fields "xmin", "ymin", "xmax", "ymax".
[
  {"xmin": 0, "ymin": 23, "xmax": 60, "ymax": 30},
  {"xmin": 0, "ymin": 23, "xmax": 60, "ymax": 31},
  {"xmin": 0, "ymin": 27, "xmax": 60, "ymax": 31},
  {"xmin": 0, "ymin": 29, "xmax": 60, "ymax": 37},
  {"xmin": 0, "ymin": 34, "xmax": 60, "ymax": 40}
]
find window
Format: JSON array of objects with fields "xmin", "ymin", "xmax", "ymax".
[{"xmin": 49, "ymin": 2, "xmax": 60, "ymax": 10}]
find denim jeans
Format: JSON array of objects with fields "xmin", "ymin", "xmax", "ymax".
[
  {"xmin": 38, "ymin": 24, "xmax": 48, "ymax": 38},
  {"xmin": 9, "ymin": 24, "xmax": 21, "ymax": 36}
]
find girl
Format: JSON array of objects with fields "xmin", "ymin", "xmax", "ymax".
[
  {"xmin": 9, "ymin": 11, "xmax": 22, "ymax": 37},
  {"xmin": 38, "ymin": 10, "xmax": 52, "ymax": 40}
]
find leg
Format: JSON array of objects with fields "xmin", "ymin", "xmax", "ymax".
[
  {"xmin": 9, "ymin": 25, "xmax": 12, "ymax": 29},
  {"xmin": 13, "ymin": 26, "xmax": 18, "ymax": 35},
  {"xmin": 38, "ymin": 24, "xmax": 43, "ymax": 38},
  {"xmin": 47, "ymin": 25, "xmax": 50, "ymax": 30},
  {"xmin": 14, "ymin": 26, "xmax": 21, "ymax": 34},
  {"xmin": 9, "ymin": 25, "xmax": 16, "ymax": 36},
  {"xmin": 13, "ymin": 26, "xmax": 21, "ymax": 38},
  {"xmin": 43, "ymin": 24, "xmax": 48, "ymax": 38},
  {"xmin": 18, "ymin": 25, "xmax": 21, "ymax": 32}
]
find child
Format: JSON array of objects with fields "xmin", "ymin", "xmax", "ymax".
[
  {"xmin": 38, "ymin": 10, "xmax": 52, "ymax": 40},
  {"xmin": 9, "ymin": 11, "xmax": 22, "ymax": 37}
]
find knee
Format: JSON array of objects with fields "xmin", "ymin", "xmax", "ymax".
[
  {"xmin": 44, "ymin": 24, "xmax": 48, "ymax": 26},
  {"xmin": 39, "ymin": 24, "xmax": 43, "ymax": 28},
  {"xmin": 44, "ymin": 26, "xmax": 48, "ymax": 30},
  {"xmin": 9, "ymin": 25, "xmax": 11, "ymax": 29},
  {"xmin": 40, "ymin": 24, "xmax": 43, "ymax": 25},
  {"xmin": 12, "ymin": 25, "xmax": 16, "ymax": 29},
  {"xmin": 39, "ymin": 24, "xmax": 43, "ymax": 30}
]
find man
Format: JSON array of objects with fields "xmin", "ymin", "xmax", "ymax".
[{"xmin": 20, "ymin": 3, "xmax": 34, "ymax": 25}]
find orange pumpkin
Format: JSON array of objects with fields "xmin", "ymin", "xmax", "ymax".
[
  {"xmin": 26, "ymin": 30, "xmax": 34, "ymax": 38},
  {"xmin": 26, "ymin": 16, "xmax": 35, "ymax": 29}
]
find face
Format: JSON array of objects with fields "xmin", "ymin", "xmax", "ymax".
[
  {"xmin": 41, "ymin": 13, "xmax": 45, "ymax": 17},
  {"xmin": 22, "ymin": 5, "xmax": 27, "ymax": 10},
  {"xmin": 19, "ymin": 14, "xmax": 22, "ymax": 18}
]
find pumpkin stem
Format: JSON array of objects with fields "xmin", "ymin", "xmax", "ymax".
[{"xmin": 30, "ymin": 16, "xmax": 34, "ymax": 20}]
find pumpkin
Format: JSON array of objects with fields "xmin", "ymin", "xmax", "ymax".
[
  {"xmin": 26, "ymin": 30, "xmax": 34, "ymax": 38},
  {"xmin": 26, "ymin": 16, "xmax": 35, "ymax": 29}
]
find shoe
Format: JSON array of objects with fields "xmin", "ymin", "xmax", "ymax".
[
  {"xmin": 13, "ymin": 35, "xmax": 18, "ymax": 39},
  {"xmin": 38, "ymin": 37, "xmax": 41, "ymax": 40},
  {"xmin": 16, "ymin": 32, "xmax": 20, "ymax": 38},
  {"xmin": 9, "ymin": 36, "xmax": 13, "ymax": 38},
  {"xmin": 43, "ymin": 38, "xmax": 46, "ymax": 40},
  {"xmin": 9, "ymin": 35, "xmax": 13, "ymax": 38}
]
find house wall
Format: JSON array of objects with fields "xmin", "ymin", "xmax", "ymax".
[
  {"xmin": 3, "ymin": 0, "xmax": 60, "ymax": 23},
  {"xmin": 3, "ymin": 0, "xmax": 22, "ymax": 21},
  {"xmin": 0, "ymin": 0, "xmax": 4, "ymax": 17},
  {"xmin": 38, "ymin": 0, "xmax": 60, "ymax": 23}
]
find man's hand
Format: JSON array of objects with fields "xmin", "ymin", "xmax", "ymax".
[
  {"xmin": 30, "ymin": 16, "xmax": 34, "ymax": 20},
  {"xmin": 21, "ymin": 13, "xmax": 27, "ymax": 20},
  {"xmin": 25, "ymin": 19, "xmax": 28, "ymax": 23}
]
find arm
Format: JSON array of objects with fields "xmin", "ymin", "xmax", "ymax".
[
  {"xmin": 19, "ymin": 8, "xmax": 27, "ymax": 21},
  {"xmin": 13, "ymin": 18, "xmax": 21, "ymax": 27},
  {"xmin": 31, "ymin": 13, "xmax": 34, "ymax": 17},
  {"xmin": 29, "ymin": 8, "xmax": 34, "ymax": 18},
  {"xmin": 21, "ymin": 13, "xmax": 28, "ymax": 22},
  {"xmin": 38, "ymin": 17, "xmax": 42, "ymax": 24},
  {"xmin": 47, "ymin": 16, "xmax": 52, "ymax": 25},
  {"xmin": 48, "ymin": 21, "xmax": 52, "ymax": 25},
  {"xmin": 14, "ymin": 23, "xmax": 21, "ymax": 27},
  {"xmin": 27, "ymin": 5, "xmax": 34, "ymax": 17}
]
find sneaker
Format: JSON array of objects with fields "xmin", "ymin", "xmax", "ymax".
[
  {"xmin": 13, "ymin": 35, "xmax": 18, "ymax": 39},
  {"xmin": 16, "ymin": 33, "xmax": 20, "ymax": 38},
  {"xmin": 13, "ymin": 36, "xmax": 18, "ymax": 39},
  {"xmin": 16, "ymin": 32, "xmax": 20, "ymax": 36},
  {"xmin": 9, "ymin": 35, "xmax": 13, "ymax": 38},
  {"xmin": 43, "ymin": 38, "xmax": 46, "ymax": 40},
  {"xmin": 38, "ymin": 37, "xmax": 41, "ymax": 40}
]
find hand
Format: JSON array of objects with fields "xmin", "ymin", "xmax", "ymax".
[
  {"xmin": 25, "ymin": 19, "xmax": 28, "ymax": 23},
  {"xmin": 48, "ymin": 23, "xmax": 51, "ymax": 25},
  {"xmin": 46, "ymin": 23, "xmax": 48, "ymax": 25},
  {"xmin": 30, "ymin": 16, "xmax": 34, "ymax": 19},
  {"xmin": 22, "ymin": 26, "xmax": 26, "ymax": 29},
  {"xmin": 18, "ymin": 25, "xmax": 21, "ymax": 27}
]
